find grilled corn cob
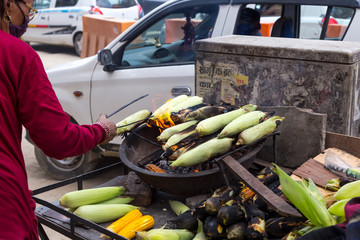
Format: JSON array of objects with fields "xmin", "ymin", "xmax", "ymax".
[
  {"xmin": 59, "ymin": 186, "xmax": 125, "ymax": 208},
  {"xmin": 161, "ymin": 96, "xmax": 203, "ymax": 119},
  {"xmin": 162, "ymin": 127, "xmax": 198, "ymax": 150},
  {"xmin": 196, "ymin": 104, "xmax": 257, "ymax": 136},
  {"xmin": 236, "ymin": 116, "xmax": 284, "ymax": 145},
  {"xmin": 73, "ymin": 204, "xmax": 137, "ymax": 223},
  {"xmin": 170, "ymin": 137, "xmax": 234, "ymax": 167},
  {"xmin": 116, "ymin": 109, "xmax": 151, "ymax": 136},
  {"xmin": 334, "ymin": 179, "xmax": 360, "ymax": 200},
  {"xmin": 218, "ymin": 110, "xmax": 266, "ymax": 138},
  {"xmin": 145, "ymin": 164, "xmax": 166, "ymax": 173},
  {"xmin": 183, "ymin": 106, "xmax": 226, "ymax": 122},
  {"xmin": 100, "ymin": 208, "xmax": 142, "ymax": 238},
  {"xmin": 157, "ymin": 120, "xmax": 198, "ymax": 142},
  {"xmin": 118, "ymin": 215, "xmax": 155, "ymax": 239},
  {"xmin": 149, "ymin": 95, "xmax": 189, "ymax": 121}
]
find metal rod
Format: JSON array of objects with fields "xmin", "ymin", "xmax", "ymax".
[
  {"xmin": 130, "ymin": 130, "xmax": 163, "ymax": 147},
  {"xmin": 107, "ymin": 94, "xmax": 149, "ymax": 118}
]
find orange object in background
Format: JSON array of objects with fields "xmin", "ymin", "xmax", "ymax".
[
  {"xmin": 260, "ymin": 22, "xmax": 274, "ymax": 37},
  {"xmin": 326, "ymin": 24, "xmax": 347, "ymax": 39},
  {"xmin": 164, "ymin": 18, "xmax": 201, "ymax": 43},
  {"xmin": 81, "ymin": 15, "xmax": 136, "ymax": 58}
]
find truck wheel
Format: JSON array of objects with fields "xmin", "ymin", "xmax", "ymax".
[
  {"xmin": 34, "ymin": 146, "xmax": 98, "ymax": 180},
  {"xmin": 74, "ymin": 32, "xmax": 82, "ymax": 57}
]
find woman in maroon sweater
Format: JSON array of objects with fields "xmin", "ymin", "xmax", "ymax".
[{"xmin": 0, "ymin": 0, "xmax": 117, "ymax": 238}]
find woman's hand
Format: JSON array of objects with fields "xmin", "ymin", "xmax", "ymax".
[{"xmin": 95, "ymin": 113, "xmax": 117, "ymax": 144}]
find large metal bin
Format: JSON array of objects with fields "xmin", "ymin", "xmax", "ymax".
[{"xmin": 195, "ymin": 35, "xmax": 360, "ymax": 167}]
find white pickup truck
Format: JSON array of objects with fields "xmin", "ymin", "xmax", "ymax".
[{"xmin": 29, "ymin": 0, "xmax": 360, "ymax": 179}]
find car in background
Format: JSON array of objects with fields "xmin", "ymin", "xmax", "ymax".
[
  {"xmin": 22, "ymin": 0, "xmax": 141, "ymax": 56},
  {"xmin": 28, "ymin": 0, "xmax": 360, "ymax": 179}
]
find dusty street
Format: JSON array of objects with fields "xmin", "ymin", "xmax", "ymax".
[{"xmin": 23, "ymin": 44, "xmax": 123, "ymax": 239}]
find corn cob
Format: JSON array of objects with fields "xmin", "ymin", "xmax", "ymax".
[
  {"xmin": 117, "ymin": 215, "xmax": 155, "ymax": 239},
  {"xmin": 100, "ymin": 208, "xmax": 142, "ymax": 238},
  {"xmin": 96, "ymin": 197, "xmax": 134, "ymax": 205},
  {"xmin": 161, "ymin": 96, "xmax": 203, "ymax": 119},
  {"xmin": 73, "ymin": 204, "xmax": 137, "ymax": 223},
  {"xmin": 183, "ymin": 106, "xmax": 226, "ymax": 122},
  {"xmin": 328, "ymin": 198, "xmax": 350, "ymax": 217},
  {"xmin": 145, "ymin": 164, "xmax": 166, "ymax": 173},
  {"xmin": 334, "ymin": 179, "xmax": 360, "ymax": 200},
  {"xmin": 218, "ymin": 110, "xmax": 266, "ymax": 138},
  {"xmin": 168, "ymin": 200, "xmax": 190, "ymax": 216},
  {"xmin": 116, "ymin": 109, "xmax": 151, "ymax": 136},
  {"xmin": 170, "ymin": 137, "xmax": 234, "ymax": 167},
  {"xmin": 272, "ymin": 164, "xmax": 336, "ymax": 227},
  {"xmin": 196, "ymin": 104, "xmax": 257, "ymax": 136},
  {"xmin": 149, "ymin": 95, "xmax": 189, "ymax": 121},
  {"xmin": 236, "ymin": 116, "xmax": 284, "ymax": 145},
  {"xmin": 162, "ymin": 127, "xmax": 198, "ymax": 150},
  {"xmin": 226, "ymin": 222, "xmax": 247, "ymax": 240},
  {"xmin": 136, "ymin": 228, "xmax": 195, "ymax": 240},
  {"xmin": 59, "ymin": 186, "xmax": 125, "ymax": 208},
  {"xmin": 157, "ymin": 120, "xmax": 198, "ymax": 142}
]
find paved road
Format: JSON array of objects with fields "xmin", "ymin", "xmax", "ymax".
[{"xmin": 23, "ymin": 44, "xmax": 122, "ymax": 239}]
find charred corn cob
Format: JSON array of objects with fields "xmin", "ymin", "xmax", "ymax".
[
  {"xmin": 157, "ymin": 120, "xmax": 198, "ymax": 142},
  {"xmin": 183, "ymin": 106, "xmax": 226, "ymax": 122},
  {"xmin": 334, "ymin": 179, "xmax": 360, "ymax": 200},
  {"xmin": 149, "ymin": 95, "xmax": 189, "ymax": 121},
  {"xmin": 116, "ymin": 109, "xmax": 151, "ymax": 136},
  {"xmin": 170, "ymin": 137, "xmax": 234, "ymax": 167},
  {"xmin": 117, "ymin": 215, "xmax": 155, "ymax": 239},
  {"xmin": 145, "ymin": 164, "xmax": 166, "ymax": 173},
  {"xmin": 218, "ymin": 110, "xmax": 266, "ymax": 138},
  {"xmin": 136, "ymin": 228, "xmax": 195, "ymax": 240},
  {"xmin": 236, "ymin": 116, "xmax": 284, "ymax": 145},
  {"xmin": 59, "ymin": 186, "xmax": 125, "ymax": 208},
  {"xmin": 73, "ymin": 204, "xmax": 137, "ymax": 223},
  {"xmin": 100, "ymin": 208, "xmax": 142, "ymax": 238},
  {"xmin": 196, "ymin": 104, "xmax": 258, "ymax": 136}
]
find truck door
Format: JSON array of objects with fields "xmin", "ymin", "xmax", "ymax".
[{"xmin": 90, "ymin": 1, "xmax": 230, "ymax": 144}]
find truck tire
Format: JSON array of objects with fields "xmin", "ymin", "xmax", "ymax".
[{"xmin": 34, "ymin": 146, "xmax": 99, "ymax": 180}]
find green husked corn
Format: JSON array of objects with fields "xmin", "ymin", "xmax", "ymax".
[
  {"xmin": 157, "ymin": 120, "xmax": 198, "ymax": 142},
  {"xmin": 168, "ymin": 200, "xmax": 190, "ymax": 216},
  {"xmin": 59, "ymin": 186, "xmax": 125, "ymax": 208},
  {"xmin": 163, "ymin": 129, "xmax": 197, "ymax": 150},
  {"xmin": 163, "ymin": 96, "xmax": 203, "ymax": 117},
  {"xmin": 170, "ymin": 137, "xmax": 234, "ymax": 167},
  {"xmin": 116, "ymin": 109, "xmax": 151, "ymax": 136},
  {"xmin": 150, "ymin": 95, "xmax": 189, "ymax": 120},
  {"xmin": 236, "ymin": 116, "xmax": 284, "ymax": 145},
  {"xmin": 218, "ymin": 110, "xmax": 266, "ymax": 138},
  {"xmin": 328, "ymin": 199, "xmax": 350, "ymax": 217},
  {"xmin": 95, "ymin": 196, "xmax": 133, "ymax": 205},
  {"xmin": 196, "ymin": 104, "xmax": 257, "ymax": 136},
  {"xmin": 73, "ymin": 204, "xmax": 137, "ymax": 223},
  {"xmin": 334, "ymin": 179, "xmax": 360, "ymax": 200},
  {"xmin": 136, "ymin": 229, "xmax": 195, "ymax": 240}
]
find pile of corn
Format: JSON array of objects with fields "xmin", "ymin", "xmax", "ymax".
[
  {"xmin": 58, "ymin": 186, "xmax": 154, "ymax": 239},
  {"xmin": 116, "ymin": 95, "xmax": 285, "ymax": 173}
]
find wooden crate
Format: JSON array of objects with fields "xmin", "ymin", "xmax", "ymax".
[{"xmin": 81, "ymin": 15, "xmax": 136, "ymax": 58}]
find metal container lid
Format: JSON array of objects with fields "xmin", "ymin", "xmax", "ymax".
[{"xmin": 195, "ymin": 35, "xmax": 360, "ymax": 64}]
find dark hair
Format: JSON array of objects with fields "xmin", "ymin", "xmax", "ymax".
[
  {"xmin": 0, "ymin": 0, "xmax": 5, "ymax": 20},
  {"xmin": 239, "ymin": 8, "xmax": 261, "ymax": 30}
]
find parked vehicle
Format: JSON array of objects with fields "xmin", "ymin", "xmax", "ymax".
[
  {"xmin": 22, "ymin": 0, "xmax": 141, "ymax": 56},
  {"xmin": 28, "ymin": 0, "xmax": 360, "ymax": 179}
]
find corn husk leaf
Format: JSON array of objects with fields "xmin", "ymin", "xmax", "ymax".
[{"xmin": 272, "ymin": 164, "xmax": 336, "ymax": 227}]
